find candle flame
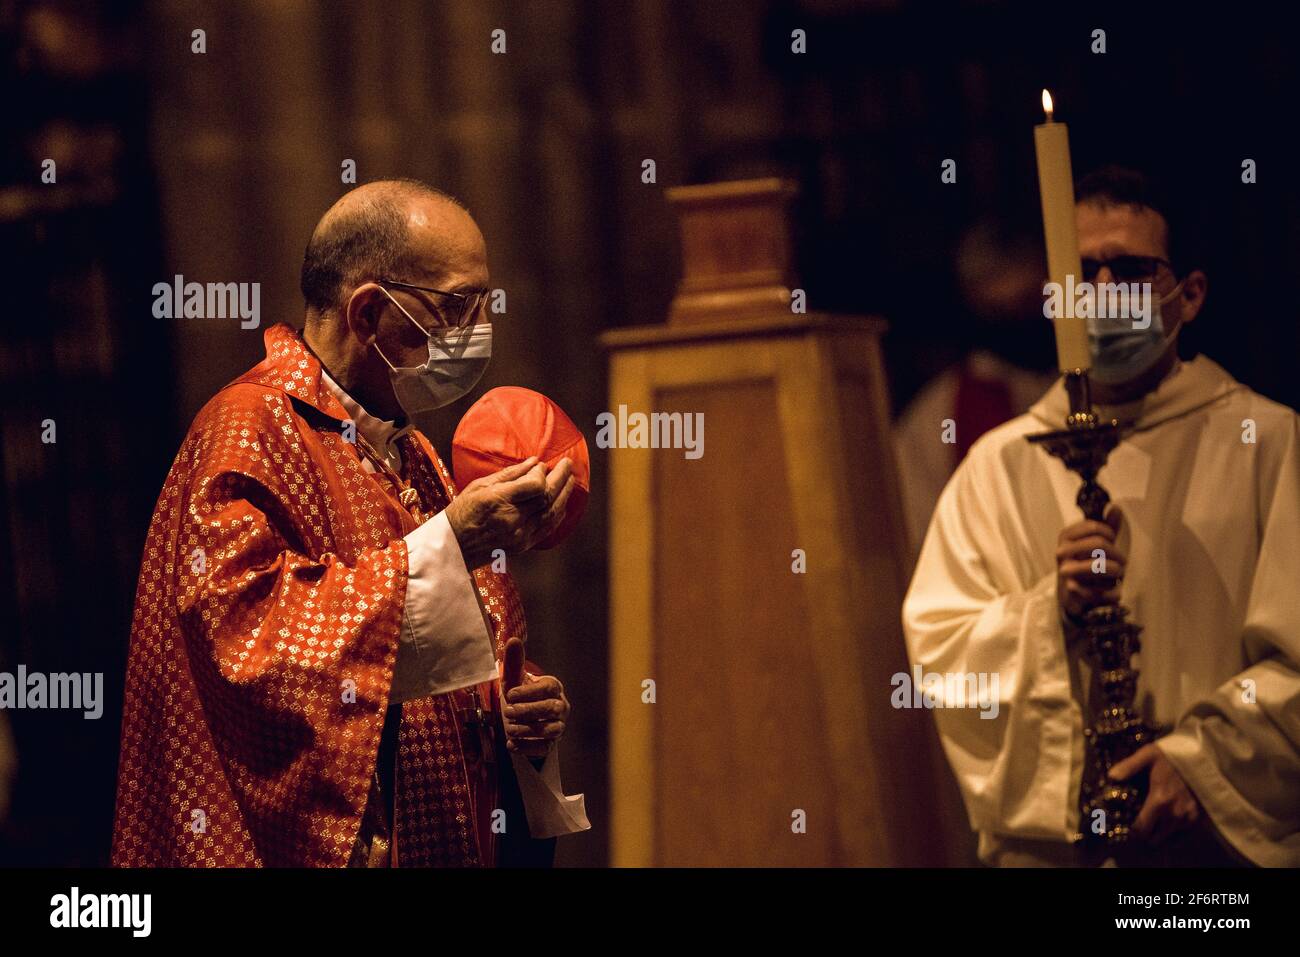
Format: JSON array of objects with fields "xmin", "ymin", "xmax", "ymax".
[{"xmin": 1042, "ymin": 89, "xmax": 1054, "ymax": 116}]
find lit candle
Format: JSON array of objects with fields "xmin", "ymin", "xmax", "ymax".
[{"xmin": 1034, "ymin": 89, "xmax": 1090, "ymax": 372}]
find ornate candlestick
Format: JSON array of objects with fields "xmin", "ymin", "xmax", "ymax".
[{"xmin": 1026, "ymin": 370, "xmax": 1163, "ymax": 847}]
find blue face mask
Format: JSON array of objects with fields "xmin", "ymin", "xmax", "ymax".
[{"xmin": 1086, "ymin": 281, "xmax": 1183, "ymax": 384}]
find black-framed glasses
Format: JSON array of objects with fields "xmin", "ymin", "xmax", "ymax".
[
  {"xmin": 1080, "ymin": 255, "xmax": 1173, "ymax": 284},
  {"xmin": 376, "ymin": 277, "xmax": 488, "ymax": 330}
]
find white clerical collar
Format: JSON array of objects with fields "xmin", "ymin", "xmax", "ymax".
[{"xmin": 318, "ymin": 368, "xmax": 413, "ymax": 472}]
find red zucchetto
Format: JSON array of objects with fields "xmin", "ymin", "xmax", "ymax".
[{"xmin": 452, "ymin": 387, "xmax": 590, "ymax": 549}]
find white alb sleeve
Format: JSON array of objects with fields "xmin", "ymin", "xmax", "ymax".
[{"xmin": 391, "ymin": 510, "xmax": 499, "ymax": 703}]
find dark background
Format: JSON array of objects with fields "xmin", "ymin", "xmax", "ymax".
[{"xmin": 2, "ymin": 0, "xmax": 1296, "ymax": 867}]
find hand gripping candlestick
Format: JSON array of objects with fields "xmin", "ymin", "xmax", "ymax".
[
  {"xmin": 1026, "ymin": 373, "xmax": 1163, "ymax": 847},
  {"xmin": 1030, "ymin": 90, "xmax": 1161, "ymax": 848}
]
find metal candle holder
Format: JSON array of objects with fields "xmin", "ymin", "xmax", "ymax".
[{"xmin": 1026, "ymin": 370, "xmax": 1162, "ymax": 847}]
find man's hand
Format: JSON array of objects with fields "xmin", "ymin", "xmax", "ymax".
[
  {"xmin": 1110, "ymin": 743, "xmax": 1202, "ymax": 844},
  {"xmin": 444, "ymin": 456, "xmax": 575, "ymax": 569},
  {"xmin": 500, "ymin": 637, "xmax": 569, "ymax": 760},
  {"xmin": 1056, "ymin": 505, "xmax": 1126, "ymax": 621}
]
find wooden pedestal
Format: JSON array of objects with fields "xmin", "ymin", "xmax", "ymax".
[{"xmin": 602, "ymin": 313, "xmax": 955, "ymax": 865}]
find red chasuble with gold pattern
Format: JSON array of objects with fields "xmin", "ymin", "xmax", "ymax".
[{"xmin": 112, "ymin": 323, "xmax": 533, "ymax": 867}]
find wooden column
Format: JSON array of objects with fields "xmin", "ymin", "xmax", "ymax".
[{"xmin": 602, "ymin": 179, "xmax": 959, "ymax": 865}]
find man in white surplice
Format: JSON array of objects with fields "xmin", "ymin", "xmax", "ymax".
[{"xmin": 902, "ymin": 166, "xmax": 1300, "ymax": 867}]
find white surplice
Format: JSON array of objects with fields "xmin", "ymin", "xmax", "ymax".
[{"xmin": 902, "ymin": 356, "xmax": 1300, "ymax": 866}]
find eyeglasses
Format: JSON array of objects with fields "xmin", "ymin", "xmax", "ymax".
[
  {"xmin": 376, "ymin": 277, "xmax": 488, "ymax": 330},
  {"xmin": 1079, "ymin": 255, "xmax": 1173, "ymax": 284}
]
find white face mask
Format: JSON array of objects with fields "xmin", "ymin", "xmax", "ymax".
[{"xmin": 373, "ymin": 287, "xmax": 492, "ymax": 415}]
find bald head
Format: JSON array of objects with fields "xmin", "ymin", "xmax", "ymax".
[
  {"xmin": 300, "ymin": 179, "xmax": 481, "ymax": 319},
  {"xmin": 299, "ymin": 179, "xmax": 491, "ymax": 422}
]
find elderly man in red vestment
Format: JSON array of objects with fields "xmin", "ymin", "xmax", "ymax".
[{"xmin": 112, "ymin": 179, "xmax": 589, "ymax": 867}]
